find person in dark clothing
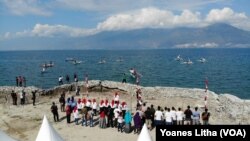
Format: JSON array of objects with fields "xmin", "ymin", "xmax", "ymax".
[
  {"xmin": 122, "ymin": 73, "xmax": 127, "ymax": 83},
  {"xmin": 66, "ymin": 105, "xmax": 71, "ymax": 124},
  {"xmin": 150, "ymin": 104, "xmax": 155, "ymax": 127},
  {"xmin": 144, "ymin": 107, "xmax": 153, "ymax": 130},
  {"xmin": 59, "ymin": 94, "xmax": 65, "ymax": 112},
  {"xmin": 66, "ymin": 75, "xmax": 70, "ymax": 83},
  {"xmin": 31, "ymin": 90, "xmax": 37, "ymax": 106},
  {"xmin": 11, "ymin": 90, "xmax": 17, "ymax": 105},
  {"xmin": 133, "ymin": 112, "xmax": 141, "ymax": 134},
  {"xmin": 202, "ymin": 108, "xmax": 210, "ymax": 125},
  {"xmin": 184, "ymin": 105, "xmax": 193, "ymax": 125},
  {"xmin": 51, "ymin": 102, "xmax": 59, "ymax": 122},
  {"xmin": 107, "ymin": 106, "xmax": 114, "ymax": 128}
]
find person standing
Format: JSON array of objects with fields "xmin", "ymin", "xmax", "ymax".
[
  {"xmin": 11, "ymin": 90, "xmax": 17, "ymax": 105},
  {"xmin": 184, "ymin": 106, "xmax": 193, "ymax": 125},
  {"xmin": 192, "ymin": 107, "xmax": 200, "ymax": 125},
  {"xmin": 122, "ymin": 73, "xmax": 127, "ymax": 83},
  {"xmin": 51, "ymin": 102, "xmax": 59, "ymax": 122},
  {"xmin": 20, "ymin": 90, "xmax": 26, "ymax": 105},
  {"xmin": 202, "ymin": 108, "xmax": 210, "ymax": 125},
  {"xmin": 176, "ymin": 108, "xmax": 184, "ymax": 125},
  {"xmin": 66, "ymin": 74, "xmax": 70, "ymax": 83},
  {"xmin": 59, "ymin": 93, "xmax": 66, "ymax": 112},
  {"xmin": 76, "ymin": 86, "xmax": 80, "ymax": 96},
  {"xmin": 31, "ymin": 90, "xmax": 37, "ymax": 106},
  {"xmin": 66, "ymin": 105, "xmax": 71, "ymax": 124}
]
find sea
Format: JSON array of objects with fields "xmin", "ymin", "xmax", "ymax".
[{"xmin": 0, "ymin": 49, "xmax": 249, "ymax": 99}]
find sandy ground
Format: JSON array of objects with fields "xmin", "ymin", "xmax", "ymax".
[{"xmin": 0, "ymin": 90, "xmax": 156, "ymax": 141}]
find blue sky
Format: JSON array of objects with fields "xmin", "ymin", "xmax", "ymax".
[{"xmin": 0, "ymin": 0, "xmax": 250, "ymax": 40}]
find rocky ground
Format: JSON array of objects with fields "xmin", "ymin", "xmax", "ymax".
[{"xmin": 0, "ymin": 80, "xmax": 250, "ymax": 141}]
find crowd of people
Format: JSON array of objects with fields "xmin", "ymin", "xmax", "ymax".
[{"xmin": 49, "ymin": 88, "xmax": 211, "ymax": 135}]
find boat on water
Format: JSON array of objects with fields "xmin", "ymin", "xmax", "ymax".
[
  {"xmin": 72, "ymin": 60, "xmax": 82, "ymax": 65},
  {"xmin": 182, "ymin": 59, "xmax": 193, "ymax": 65},
  {"xmin": 98, "ymin": 60, "xmax": 106, "ymax": 64},
  {"xmin": 197, "ymin": 57, "xmax": 206, "ymax": 63},
  {"xmin": 41, "ymin": 62, "xmax": 54, "ymax": 68},
  {"xmin": 175, "ymin": 55, "xmax": 183, "ymax": 61}
]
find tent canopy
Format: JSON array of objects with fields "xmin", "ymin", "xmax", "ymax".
[
  {"xmin": 36, "ymin": 115, "xmax": 64, "ymax": 141},
  {"xmin": 137, "ymin": 124, "xmax": 153, "ymax": 141}
]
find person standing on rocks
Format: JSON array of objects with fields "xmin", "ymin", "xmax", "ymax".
[
  {"xmin": 59, "ymin": 94, "xmax": 66, "ymax": 112},
  {"xmin": 11, "ymin": 90, "xmax": 17, "ymax": 105},
  {"xmin": 66, "ymin": 74, "xmax": 70, "ymax": 83},
  {"xmin": 51, "ymin": 102, "xmax": 59, "ymax": 122},
  {"xmin": 31, "ymin": 90, "xmax": 37, "ymax": 106}
]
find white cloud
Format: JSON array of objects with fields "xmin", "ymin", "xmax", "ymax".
[
  {"xmin": 206, "ymin": 7, "xmax": 247, "ymax": 23},
  {"xmin": 175, "ymin": 43, "xmax": 218, "ymax": 48},
  {"xmin": 97, "ymin": 8, "xmax": 201, "ymax": 31},
  {"xmin": 28, "ymin": 24, "xmax": 97, "ymax": 37},
  {"xmin": 1, "ymin": 7, "xmax": 250, "ymax": 40},
  {"xmin": 2, "ymin": 0, "xmax": 51, "ymax": 16}
]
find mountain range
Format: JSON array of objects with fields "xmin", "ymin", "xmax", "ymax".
[{"xmin": 1, "ymin": 23, "xmax": 250, "ymax": 50}]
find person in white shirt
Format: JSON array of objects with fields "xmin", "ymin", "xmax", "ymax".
[
  {"xmin": 170, "ymin": 107, "xmax": 177, "ymax": 125},
  {"xmin": 114, "ymin": 106, "xmax": 121, "ymax": 128},
  {"xmin": 154, "ymin": 106, "xmax": 163, "ymax": 126},
  {"xmin": 114, "ymin": 92, "xmax": 119, "ymax": 104},
  {"xmin": 176, "ymin": 107, "xmax": 184, "ymax": 125},
  {"xmin": 164, "ymin": 108, "xmax": 172, "ymax": 125},
  {"xmin": 92, "ymin": 99, "xmax": 97, "ymax": 115},
  {"xmin": 192, "ymin": 107, "xmax": 200, "ymax": 125},
  {"xmin": 73, "ymin": 107, "xmax": 80, "ymax": 125}
]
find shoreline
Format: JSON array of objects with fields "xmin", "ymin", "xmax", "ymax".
[{"xmin": 0, "ymin": 80, "xmax": 250, "ymax": 141}]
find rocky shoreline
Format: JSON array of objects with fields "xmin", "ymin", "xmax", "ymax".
[{"xmin": 1, "ymin": 80, "xmax": 250, "ymax": 124}]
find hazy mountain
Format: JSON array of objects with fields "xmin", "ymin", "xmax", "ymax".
[{"xmin": 1, "ymin": 23, "xmax": 250, "ymax": 50}]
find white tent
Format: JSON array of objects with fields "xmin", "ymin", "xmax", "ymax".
[
  {"xmin": 36, "ymin": 115, "xmax": 64, "ymax": 141},
  {"xmin": 0, "ymin": 130, "xmax": 17, "ymax": 141},
  {"xmin": 137, "ymin": 124, "xmax": 152, "ymax": 141}
]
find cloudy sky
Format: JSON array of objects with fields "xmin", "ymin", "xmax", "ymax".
[{"xmin": 0, "ymin": 0, "xmax": 250, "ymax": 40}]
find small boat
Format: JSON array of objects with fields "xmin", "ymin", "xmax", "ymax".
[
  {"xmin": 175, "ymin": 55, "xmax": 183, "ymax": 61},
  {"xmin": 41, "ymin": 61, "xmax": 54, "ymax": 68},
  {"xmin": 98, "ymin": 60, "xmax": 106, "ymax": 64},
  {"xmin": 182, "ymin": 59, "xmax": 193, "ymax": 65},
  {"xmin": 197, "ymin": 57, "xmax": 206, "ymax": 63},
  {"xmin": 72, "ymin": 60, "xmax": 82, "ymax": 65}
]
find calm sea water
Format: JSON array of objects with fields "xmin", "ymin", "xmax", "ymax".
[{"xmin": 0, "ymin": 49, "xmax": 249, "ymax": 99}]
